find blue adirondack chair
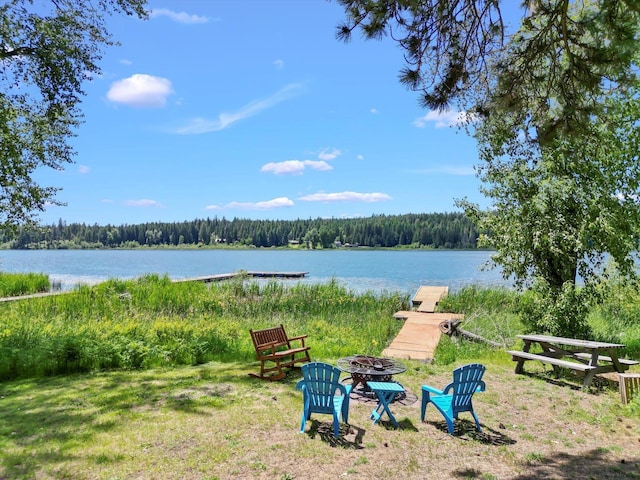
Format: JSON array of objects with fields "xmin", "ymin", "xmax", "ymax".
[
  {"xmin": 295, "ymin": 362, "xmax": 352, "ymax": 437},
  {"xmin": 421, "ymin": 363, "xmax": 486, "ymax": 434}
]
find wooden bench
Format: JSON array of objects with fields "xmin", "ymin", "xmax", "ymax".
[
  {"xmin": 249, "ymin": 324, "xmax": 311, "ymax": 381},
  {"xmin": 507, "ymin": 350, "xmax": 597, "ymax": 374},
  {"xmin": 572, "ymin": 352, "xmax": 639, "ymax": 367}
]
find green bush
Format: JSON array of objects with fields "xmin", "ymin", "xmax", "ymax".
[
  {"xmin": 517, "ymin": 282, "xmax": 591, "ymax": 338},
  {"xmin": 589, "ymin": 277, "xmax": 640, "ymax": 358}
]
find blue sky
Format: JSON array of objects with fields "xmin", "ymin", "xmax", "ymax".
[{"xmin": 36, "ymin": 0, "xmax": 523, "ymax": 226}]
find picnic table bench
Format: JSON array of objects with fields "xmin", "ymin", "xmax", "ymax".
[
  {"xmin": 507, "ymin": 334, "xmax": 639, "ymax": 389},
  {"xmin": 249, "ymin": 324, "xmax": 311, "ymax": 381}
]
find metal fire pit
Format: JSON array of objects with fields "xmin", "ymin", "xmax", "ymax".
[{"xmin": 337, "ymin": 355, "xmax": 407, "ymax": 391}]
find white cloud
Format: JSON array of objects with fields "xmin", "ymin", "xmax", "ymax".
[
  {"xmin": 370, "ymin": 108, "xmax": 378, "ymax": 114},
  {"xmin": 318, "ymin": 148, "xmax": 341, "ymax": 161},
  {"xmin": 261, "ymin": 160, "xmax": 332, "ymax": 175},
  {"xmin": 262, "ymin": 160, "xmax": 306, "ymax": 175},
  {"xmin": 149, "ymin": 8, "xmax": 211, "ymax": 24},
  {"xmin": 357, "ymin": 154, "xmax": 364, "ymax": 160},
  {"xmin": 298, "ymin": 191, "xmax": 392, "ymax": 203},
  {"xmin": 413, "ymin": 109, "xmax": 476, "ymax": 128},
  {"xmin": 120, "ymin": 59, "xmax": 132, "ymax": 66},
  {"xmin": 107, "ymin": 74, "xmax": 174, "ymax": 108},
  {"xmin": 175, "ymin": 83, "xmax": 304, "ymax": 134},
  {"xmin": 205, "ymin": 197, "xmax": 294, "ymax": 211},
  {"xmin": 124, "ymin": 199, "xmax": 163, "ymax": 207},
  {"xmin": 78, "ymin": 165, "xmax": 90, "ymax": 174},
  {"xmin": 273, "ymin": 59, "xmax": 284, "ymax": 69},
  {"xmin": 304, "ymin": 160, "xmax": 332, "ymax": 171}
]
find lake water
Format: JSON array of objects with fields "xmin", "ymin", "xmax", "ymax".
[{"xmin": 0, "ymin": 249, "xmax": 511, "ymax": 295}]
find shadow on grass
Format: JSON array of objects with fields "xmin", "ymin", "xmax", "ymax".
[
  {"xmin": 371, "ymin": 417, "xmax": 420, "ymax": 432},
  {"xmin": 302, "ymin": 417, "xmax": 420, "ymax": 448},
  {"xmin": 518, "ymin": 369, "xmax": 620, "ymax": 395},
  {"xmin": 0, "ymin": 361, "xmax": 257, "ymax": 478},
  {"xmin": 424, "ymin": 418, "xmax": 516, "ymax": 446},
  {"xmin": 303, "ymin": 420, "xmax": 366, "ymax": 449},
  {"xmin": 492, "ymin": 449, "xmax": 638, "ymax": 480}
]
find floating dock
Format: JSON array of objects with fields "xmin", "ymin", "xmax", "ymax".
[
  {"xmin": 172, "ymin": 271, "xmax": 308, "ymax": 283},
  {"xmin": 383, "ymin": 286, "xmax": 461, "ymax": 362},
  {"xmin": 411, "ymin": 285, "xmax": 449, "ymax": 313}
]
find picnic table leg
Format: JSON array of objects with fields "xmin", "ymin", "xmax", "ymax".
[
  {"xmin": 582, "ymin": 369, "xmax": 596, "ymax": 390},
  {"xmin": 514, "ymin": 340, "xmax": 532, "ymax": 374},
  {"xmin": 607, "ymin": 349, "xmax": 624, "ymax": 372},
  {"xmin": 538, "ymin": 342, "xmax": 562, "ymax": 377}
]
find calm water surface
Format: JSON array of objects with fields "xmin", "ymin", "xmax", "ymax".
[{"xmin": 0, "ymin": 249, "xmax": 511, "ymax": 295}]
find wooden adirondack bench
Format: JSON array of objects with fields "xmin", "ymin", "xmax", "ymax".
[{"xmin": 249, "ymin": 324, "xmax": 311, "ymax": 381}]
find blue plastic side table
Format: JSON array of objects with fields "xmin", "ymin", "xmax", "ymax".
[{"xmin": 367, "ymin": 381, "xmax": 405, "ymax": 427}]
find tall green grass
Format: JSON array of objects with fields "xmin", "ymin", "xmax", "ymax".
[
  {"xmin": 437, "ymin": 285, "xmax": 523, "ymax": 346},
  {"xmin": 588, "ymin": 279, "xmax": 640, "ymax": 358},
  {"xmin": 435, "ymin": 283, "xmax": 640, "ymax": 364},
  {"xmin": 3, "ymin": 274, "xmax": 639, "ymax": 381},
  {"xmin": 0, "ymin": 275, "xmax": 408, "ymax": 381},
  {"xmin": 0, "ymin": 272, "xmax": 50, "ymax": 296}
]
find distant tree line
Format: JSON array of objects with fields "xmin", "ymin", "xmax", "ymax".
[{"xmin": 0, "ymin": 213, "xmax": 479, "ymax": 249}]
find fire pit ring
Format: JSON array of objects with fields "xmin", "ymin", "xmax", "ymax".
[{"xmin": 337, "ymin": 355, "xmax": 407, "ymax": 392}]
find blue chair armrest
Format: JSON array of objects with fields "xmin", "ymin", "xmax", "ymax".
[
  {"xmin": 476, "ymin": 380, "xmax": 486, "ymax": 392},
  {"xmin": 295, "ymin": 379, "xmax": 305, "ymax": 391},
  {"xmin": 422, "ymin": 384, "xmax": 445, "ymax": 396},
  {"xmin": 337, "ymin": 383, "xmax": 352, "ymax": 397}
]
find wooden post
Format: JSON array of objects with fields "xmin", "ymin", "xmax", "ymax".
[{"xmin": 619, "ymin": 373, "xmax": 640, "ymax": 404}]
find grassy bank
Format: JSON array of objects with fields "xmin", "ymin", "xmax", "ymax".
[
  {"xmin": 1, "ymin": 279, "xmax": 640, "ymax": 479},
  {"xmin": 0, "ymin": 275, "xmax": 408, "ymax": 381},
  {"xmin": 3, "ymin": 275, "xmax": 640, "ymax": 382}
]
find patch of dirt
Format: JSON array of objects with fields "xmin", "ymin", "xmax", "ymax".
[{"xmin": 234, "ymin": 364, "xmax": 640, "ymax": 480}]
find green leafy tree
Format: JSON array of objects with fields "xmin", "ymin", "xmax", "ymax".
[
  {"xmin": 461, "ymin": 87, "xmax": 640, "ymax": 335},
  {"xmin": 0, "ymin": 0, "xmax": 147, "ymax": 231},
  {"xmin": 336, "ymin": 0, "xmax": 640, "ymax": 335},
  {"xmin": 465, "ymin": 88, "xmax": 640, "ymax": 291},
  {"xmin": 303, "ymin": 228, "xmax": 321, "ymax": 249}
]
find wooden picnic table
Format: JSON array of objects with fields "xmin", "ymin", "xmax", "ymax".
[{"xmin": 507, "ymin": 334, "xmax": 639, "ymax": 389}]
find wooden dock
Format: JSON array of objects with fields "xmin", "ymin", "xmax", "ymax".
[
  {"xmin": 172, "ymin": 271, "xmax": 308, "ymax": 283},
  {"xmin": 382, "ymin": 286, "xmax": 460, "ymax": 362},
  {"xmin": 411, "ymin": 285, "xmax": 449, "ymax": 313}
]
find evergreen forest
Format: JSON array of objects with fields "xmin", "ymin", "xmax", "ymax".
[{"xmin": 1, "ymin": 213, "xmax": 479, "ymax": 250}]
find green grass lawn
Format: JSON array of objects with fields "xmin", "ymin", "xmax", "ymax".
[
  {"xmin": 1, "ymin": 357, "xmax": 639, "ymax": 479},
  {"xmin": 1, "ymin": 277, "xmax": 640, "ymax": 478}
]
